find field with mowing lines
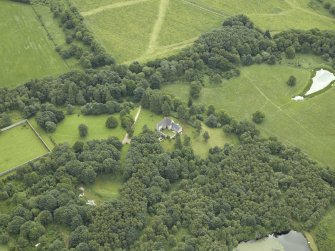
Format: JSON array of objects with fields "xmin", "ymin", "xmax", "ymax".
[
  {"xmin": 71, "ymin": 0, "xmax": 335, "ymax": 64},
  {"xmin": 162, "ymin": 55, "xmax": 335, "ymax": 167},
  {"xmin": 0, "ymin": 1, "xmax": 69, "ymax": 88},
  {"xmin": 0, "ymin": 123, "xmax": 49, "ymax": 173},
  {"xmin": 84, "ymin": 0, "xmax": 159, "ymax": 63}
]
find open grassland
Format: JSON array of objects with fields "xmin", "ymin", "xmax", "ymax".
[
  {"xmin": 0, "ymin": 1, "xmax": 69, "ymax": 88},
  {"xmin": 162, "ymin": 55, "xmax": 335, "ymax": 167},
  {"xmin": 84, "ymin": 174, "xmax": 123, "ymax": 204},
  {"xmin": 190, "ymin": 0, "xmax": 335, "ymax": 31},
  {"xmin": 72, "ymin": 0, "xmax": 335, "ymax": 64},
  {"xmin": 0, "ymin": 123, "xmax": 49, "ymax": 173},
  {"xmin": 133, "ymin": 109, "xmax": 236, "ymax": 157}
]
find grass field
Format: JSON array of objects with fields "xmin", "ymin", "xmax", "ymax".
[
  {"xmin": 161, "ymin": 55, "xmax": 335, "ymax": 167},
  {"xmin": 84, "ymin": 174, "xmax": 123, "ymax": 204},
  {"xmin": 0, "ymin": 1, "xmax": 69, "ymax": 88},
  {"xmin": 71, "ymin": 0, "xmax": 335, "ymax": 64},
  {"xmin": 0, "ymin": 123, "xmax": 49, "ymax": 173}
]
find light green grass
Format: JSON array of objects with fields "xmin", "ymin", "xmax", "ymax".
[
  {"xmin": 133, "ymin": 109, "xmax": 163, "ymax": 135},
  {"xmin": 73, "ymin": 0, "xmax": 335, "ymax": 64},
  {"xmin": 84, "ymin": 174, "xmax": 123, "ymax": 204},
  {"xmin": 157, "ymin": 0, "xmax": 222, "ymax": 46},
  {"xmin": 0, "ymin": 245, "xmax": 9, "ymax": 251},
  {"xmin": 71, "ymin": 0, "xmax": 124, "ymax": 12},
  {"xmin": 84, "ymin": 0, "xmax": 159, "ymax": 63},
  {"xmin": 0, "ymin": 1, "xmax": 69, "ymax": 88},
  {"xmin": 162, "ymin": 55, "xmax": 335, "ymax": 166},
  {"xmin": 191, "ymin": 0, "xmax": 335, "ymax": 32},
  {"xmin": 49, "ymin": 114, "xmax": 126, "ymax": 145},
  {"xmin": 0, "ymin": 123, "xmax": 49, "ymax": 173}
]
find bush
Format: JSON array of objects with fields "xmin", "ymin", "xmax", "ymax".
[
  {"xmin": 105, "ymin": 116, "xmax": 118, "ymax": 129},
  {"xmin": 78, "ymin": 124, "xmax": 88, "ymax": 137},
  {"xmin": 205, "ymin": 114, "xmax": 218, "ymax": 128},
  {"xmin": 287, "ymin": 75, "xmax": 297, "ymax": 87},
  {"xmin": 252, "ymin": 111, "xmax": 265, "ymax": 124}
]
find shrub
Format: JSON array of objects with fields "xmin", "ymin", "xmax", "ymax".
[
  {"xmin": 252, "ymin": 111, "xmax": 265, "ymax": 124},
  {"xmin": 78, "ymin": 124, "xmax": 88, "ymax": 137},
  {"xmin": 105, "ymin": 116, "xmax": 118, "ymax": 129},
  {"xmin": 287, "ymin": 75, "xmax": 297, "ymax": 87}
]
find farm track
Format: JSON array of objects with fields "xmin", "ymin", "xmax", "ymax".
[
  {"xmin": 122, "ymin": 106, "xmax": 142, "ymax": 144},
  {"xmin": 81, "ymin": 0, "xmax": 150, "ymax": 17},
  {"xmin": 146, "ymin": 0, "xmax": 170, "ymax": 54}
]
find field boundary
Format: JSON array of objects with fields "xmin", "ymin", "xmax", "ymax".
[
  {"xmin": 0, "ymin": 153, "xmax": 50, "ymax": 177},
  {"xmin": 0, "ymin": 120, "xmax": 52, "ymax": 176},
  {"xmin": 30, "ymin": 4, "xmax": 71, "ymax": 70},
  {"xmin": 26, "ymin": 119, "xmax": 52, "ymax": 152}
]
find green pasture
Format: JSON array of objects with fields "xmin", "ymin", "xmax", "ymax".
[
  {"xmin": 84, "ymin": 174, "xmax": 123, "ymax": 204},
  {"xmin": 162, "ymin": 55, "xmax": 335, "ymax": 167},
  {"xmin": 191, "ymin": 0, "xmax": 335, "ymax": 31},
  {"xmin": 71, "ymin": 0, "xmax": 335, "ymax": 64},
  {"xmin": 157, "ymin": 0, "xmax": 222, "ymax": 46},
  {"xmin": 0, "ymin": 123, "xmax": 49, "ymax": 173},
  {"xmin": 84, "ymin": 0, "xmax": 159, "ymax": 63},
  {"xmin": 0, "ymin": 1, "xmax": 69, "ymax": 88}
]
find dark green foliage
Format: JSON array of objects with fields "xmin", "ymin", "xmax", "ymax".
[
  {"xmin": 205, "ymin": 114, "xmax": 218, "ymax": 128},
  {"xmin": 0, "ymin": 113, "xmax": 12, "ymax": 129},
  {"xmin": 10, "ymin": 0, "xmax": 30, "ymax": 3},
  {"xmin": 203, "ymin": 131, "xmax": 210, "ymax": 142},
  {"xmin": 35, "ymin": 104, "xmax": 64, "ymax": 132},
  {"xmin": 252, "ymin": 111, "xmax": 265, "ymax": 124},
  {"xmin": 189, "ymin": 81, "xmax": 202, "ymax": 99},
  {"xmin": 287, "ymin": 75, "xmax": 297, "ymax": 87},
  {"xmin": 78, "ymin": 124, "xmax": 88, "ymax": 137},
  {"xmin": 105, "ymin": 116, "xmax": 118, "ymax": 129},
  {"xmin": 285, "ymin": 46, "xmax": 296, "ymax": 59}
]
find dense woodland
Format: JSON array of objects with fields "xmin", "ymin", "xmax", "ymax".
[{"xmin": 1, "ymin": 15, "xmax": 335, "ymax": 250}]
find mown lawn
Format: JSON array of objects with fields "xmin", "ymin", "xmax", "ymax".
[
  {"xmin": 0, "ymin": 1, "xmax": 69, "ymax": 88},
  {"xmin": 162, "ymin": 55, "xmax": 335, "ymax": 167},
  {"xmin": 48, "ymin": 113, "xmax": 126, "ymax": 145},
  {"xmin": 0, "ymin": 123, "xmax": 49, "ymax": 173}
]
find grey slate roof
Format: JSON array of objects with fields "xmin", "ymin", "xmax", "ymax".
[{"xmin": 156, "ymin": 117, "xmax": 182, "ymax": 133}]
